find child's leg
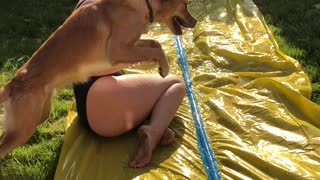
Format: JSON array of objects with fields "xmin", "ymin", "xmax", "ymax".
[
  {"xmin": 86, "ymin": 74, "xmax": 186, "ymax": 167},
  {"xmin": 129, "ymin": 79, "xmax": 186, "ymax": 168}
]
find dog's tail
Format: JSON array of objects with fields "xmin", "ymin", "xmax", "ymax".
[{"xmin": 0, "ymin": 86, "xmax": 9, "ymax": 104}]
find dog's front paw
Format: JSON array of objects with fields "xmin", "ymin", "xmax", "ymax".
[
  {"xmin": 150, "ymin": 40, "xmax": 162, "ymax": 48},
  {"xmin": 159, "ymin": 60, "xmax": 169, "ymax": 77}
]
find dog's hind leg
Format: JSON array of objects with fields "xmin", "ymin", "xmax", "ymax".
[{"xmin": 0, "ymin": 90, "xmax": 50, "ymax": 158}]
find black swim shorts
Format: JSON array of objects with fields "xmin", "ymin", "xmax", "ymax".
[{"xmin": 73, "ymin": 71, "xmax": 124, "ymax": 131}]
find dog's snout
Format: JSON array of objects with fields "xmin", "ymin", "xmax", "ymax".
[
  {"xmin": 186, "ymin": 15, "xmax": 197, "ymax": 28},
  {"xmin": 190, "ymin": 18, "xmax": 197, "ymax": 28}
]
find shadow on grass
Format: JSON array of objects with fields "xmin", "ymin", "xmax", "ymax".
[
  {"xmin": 253, "ymin": 0, "xmax": 320, "ymax": 64},
  {"xmin": 0, "ymin": 0, "xmax": 76, "ymax": 68}
]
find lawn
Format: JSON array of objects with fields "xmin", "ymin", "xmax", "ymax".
[
  {"xmin": 0, "ymin": 0, "xmax": 319, "ymax": 179},
  {"xmin": 0, "ymin": 0, "xmax": 76, "ymax": 179}
]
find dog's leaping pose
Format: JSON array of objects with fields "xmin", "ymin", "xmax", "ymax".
[{"xmin": 0, "ymin": 0, "xmax": 196, "ymax": 158}]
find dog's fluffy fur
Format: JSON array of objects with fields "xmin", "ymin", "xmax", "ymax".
[{"xmin": 0, "ymin": 0, "xmax": 196, "ymax": 157}]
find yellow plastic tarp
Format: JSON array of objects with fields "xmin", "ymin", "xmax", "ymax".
[{"xmin": 54, "ymin": 0, "xmax": 320, "ymax": 179}]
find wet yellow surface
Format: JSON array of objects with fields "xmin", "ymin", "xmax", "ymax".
[{"xmin": 54, "ymin": 0, "xmax": 320, "ymax": 179}]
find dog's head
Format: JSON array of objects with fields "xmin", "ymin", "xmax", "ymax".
[{"xmin": 152, "ymin": 0, "xmax": 197, "ymax": 35}]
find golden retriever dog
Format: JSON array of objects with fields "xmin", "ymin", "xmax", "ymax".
[{"xmin": 0, "ymin": 0, "xmax": 196, "ymax": 158}]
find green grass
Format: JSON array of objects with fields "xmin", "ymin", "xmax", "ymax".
[
  {"xmin": 0, "ymin": 0, "xmax": 76, "ymax": 179},
  {"xmin": 253, "ymin": 0, "xmax": 320, "ymax": 103},
  {"xmin": 0, "ymin": 0, "xmax": 320, "ymax": 179}
]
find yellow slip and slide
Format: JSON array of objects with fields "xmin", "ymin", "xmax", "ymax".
[{"xmin": 54, "ymin": 0, "xmax": 320, "ymax": 179}]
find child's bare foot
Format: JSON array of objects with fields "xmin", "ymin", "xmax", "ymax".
[
  {"xmin": 128, "ymin": 126, "xmax": 175, "ymax": 168},
  {"xmin": 129, "ymin": 126, "xmax": 154, "ymax": 168},
  {"xmin": 159, "ymin": 128, "xmax": 175, "ymax": 146}
]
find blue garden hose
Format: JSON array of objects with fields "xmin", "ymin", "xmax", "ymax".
[{"xmin": 174, "ymin": 36, "xmax": 221, "ymax": 180}]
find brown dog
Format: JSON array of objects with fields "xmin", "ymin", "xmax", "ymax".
[{"xmin": 0, "ymin": 0, "xmax": 196, "ymax": 158}]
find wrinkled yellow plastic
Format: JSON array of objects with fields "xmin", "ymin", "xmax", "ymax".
[{"xmin": 54, "ymin": 0, "xmax": 320, "ymax": 179}]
